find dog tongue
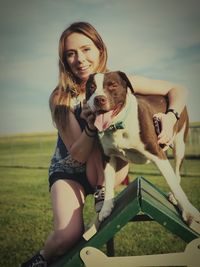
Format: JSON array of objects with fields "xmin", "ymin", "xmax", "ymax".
[{"xmin": 94, "ymin": 110, "xmax": 113, "ymax": 132}]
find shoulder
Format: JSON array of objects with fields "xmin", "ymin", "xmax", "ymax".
[
  {"xmin": 49, "ymin": 87, "xmax": 74, "ymax": 112},
  {"xmin": 49, "ymin": 87, "xmax": 60, "ymax": 111},
  {"xmin": 49, "ymin": 87, "xmax": 77, "ymax": 129}
]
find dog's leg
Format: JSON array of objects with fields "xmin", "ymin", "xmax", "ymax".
[
  {"xmin": 168, "ymin": 127, "xmax": 186, "ymax": 205},
  {"xmin": 150, "ymin": 156, "xmax": 200, "ymax": 224},
  {"xmin": 98, "ymin": 157, "xmax": 116, "ymax": 222},
  {"xmin": 173, "ymin": 127, "xmax": 186, "ymax": 184}
]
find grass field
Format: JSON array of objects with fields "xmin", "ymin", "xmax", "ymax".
[{"xmin": 0, "ymin": 132, "xmax": 200, "ymax": 267}]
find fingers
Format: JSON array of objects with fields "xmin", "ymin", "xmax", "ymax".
[
  {"xmin": 87, "ymin": 113, "xmax": 95, "ymax": 126},
  {"xmin": 81, "ymin": 101, "xmax": 93, "ymax": 120},
  {"xmin": 81, "ymin": 101, "xmax": 96, "ymax": 130},
  {"xmin": 157, "ymin": 132, "xmax": 173, "ymax": 146}
]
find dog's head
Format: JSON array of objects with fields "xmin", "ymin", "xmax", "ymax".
[
  {"xmin": 86, "ymin": 71, "xmax": 134, "ymax": 131},
  {"xmin": 86, "ymin": 71, "xmax": 134, "ymax": 111}
]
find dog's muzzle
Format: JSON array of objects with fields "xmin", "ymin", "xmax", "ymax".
[{"xmin": 94, "ymin": 95, "xmax": 108, "ymax": 108}]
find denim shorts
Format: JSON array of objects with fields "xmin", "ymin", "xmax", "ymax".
[{"xmin": 49, "ymin": 171, "xmax": 94, "ymax": 196}]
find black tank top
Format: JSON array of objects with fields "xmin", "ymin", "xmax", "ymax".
[{"xmin": 49, "ymin": 103, "xmax": 87, "ymax": 177}]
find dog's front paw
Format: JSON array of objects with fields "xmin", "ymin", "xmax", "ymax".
[
  {"xmin": 175, "ymin": 199, "xmax": 200, "ymax": 225},
  {"xmin": 182, "ymin": 204, "xmax": 200, "ymax": 225},
  {"xmin": 98, "ymin": 199, "xmax": 114, "ymax": 222},
  {"xmin": 168, "ymin": 192, "xmax": 200, "ymax": 224}
]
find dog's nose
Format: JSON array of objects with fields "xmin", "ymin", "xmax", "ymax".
[{"xmin": 94, "ymin": 95, "xmax": 107, "ymax": 107}]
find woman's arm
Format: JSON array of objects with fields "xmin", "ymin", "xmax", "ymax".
[
  {"xmin": 50, "ymin": 91, "xmax": 97, "ymax": 163},
  {"xmin": 58, "ymin": 111, "xmax": 97, "ymax": 163},
  {"xmin": 128, "ymin": 74, "xmax": 188, "ymax": 114},
  {"xmin": 128, "ymin": 74, "xmax": 188, "ymax": 146}
]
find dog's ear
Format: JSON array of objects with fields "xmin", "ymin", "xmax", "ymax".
[
  {"xmin": 117, "ymin": 71, "xmax": 134, "ymax": 94},
  {"xmin": 85, "ymin": 73, "xmax": 96, "ymax": 100}
]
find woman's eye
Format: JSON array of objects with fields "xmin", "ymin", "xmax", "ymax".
[
  {"xmin": 83, "ymin": 47, "xmax": 91, "ymax": 52},
  {"xmin": 66, "ymin": 51, "xmax": 75, "ymax": 58}
]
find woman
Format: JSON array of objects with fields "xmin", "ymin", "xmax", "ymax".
[{"xmin": 21, "ymin": 21, "xmax": 187, "ymax": 266}]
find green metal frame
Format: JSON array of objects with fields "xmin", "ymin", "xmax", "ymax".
[{"xmin": 50, "ymin": 176, "xmax": 199, "ymax": 267}]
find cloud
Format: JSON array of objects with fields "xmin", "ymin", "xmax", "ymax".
[
  {"xmin": 1, "ymin": 103, "xmax": 55, "ymax": 135},
  {"xmin": 1, "ymin": 56, "xmax": 58, "ymax": 92},
  {"xmin": 0, "ymin": 0, "xmax": 200, "ymax": 134}
]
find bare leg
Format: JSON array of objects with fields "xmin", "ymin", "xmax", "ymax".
[
  {"xmin": 87, "ymin": 150, "xmax": 129, "ymax": 217},
  {"xmin": 115, "ymin": 158, "xmax": 129, "ymax": 187},
  {"xmin": 41, "ymin": 179, "xmax": 85, "ymax": 263},
  {"xmin": 86, "ymin": 144, "xmax": 105, "ymax": 187},
  {"xmin": 87, "ymin": 153, "xmax": 129, "ymax": 187}
]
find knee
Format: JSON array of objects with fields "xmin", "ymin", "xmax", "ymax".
[{"xmin": 53, "ymin": 228, "xmax": 82, "ymax": 255}]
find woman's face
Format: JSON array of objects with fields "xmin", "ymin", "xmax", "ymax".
[{"xmin": 65, "ymin": 32, "xmax": 100, "ymax": 81}]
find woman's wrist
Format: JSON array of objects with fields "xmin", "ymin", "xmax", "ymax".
[
  {"xmin": 84, "ymin": 123, "xmax": 97, "ymax": 138},
  {"xmin": 86, "ymin": 122, "xmax": 97, "ymax": 132}
]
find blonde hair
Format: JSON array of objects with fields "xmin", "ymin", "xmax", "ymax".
[{"xmin": 50, "ymin": 22, "xmax": 108, "ymax": 128}]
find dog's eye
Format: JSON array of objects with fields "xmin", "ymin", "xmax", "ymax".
[
  {"xmin": 90, "ymin": 83, "xmax": 96, "ymax": 92},
  {"xmin": 107, "ymin": 81, "xmax": 118, "ymax": 90},
  {"xmin": 107, "ymin": 81, "xmax": 117, "ymax": 87}
]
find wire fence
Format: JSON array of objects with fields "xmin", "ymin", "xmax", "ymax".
[{"xmin": 187, "ymin": 125, "xmax": 200, "ymax": 158}]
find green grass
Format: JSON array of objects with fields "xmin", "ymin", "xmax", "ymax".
[
  {"xmin": 0, "ymin": 132, "xmax": 56, "ymax": 168},
  {"xmin": 0, "ymin": 168, "xmax": 52, "ymax": 266},
  {"xmin": 1, "ymin": 168, "xmax": 200, "ymax": 267},
  {"xmin": 0, "ymin": 132, "xmax": 200, "ymax": 267},
  {"xmin": 0, "ymin": 131, "xmax": 199, "ymax": 176}
]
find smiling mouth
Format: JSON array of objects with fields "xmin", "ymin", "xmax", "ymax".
[{"xmin": 78, "ymin": 66, "xmax": 90, "ymax": 72}]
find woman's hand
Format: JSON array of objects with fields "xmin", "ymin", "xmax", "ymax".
[
  {"xmin": 153, "ymin": 112, "xmax": 177, "ymax": 150},
  {"xmin": 81, "ymin": 100, "xmax": 96, "ymax": 130}
]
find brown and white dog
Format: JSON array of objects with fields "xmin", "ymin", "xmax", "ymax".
[{"xmin": 86, "ymin": 71, "xmax": 200, "ymax": 224}]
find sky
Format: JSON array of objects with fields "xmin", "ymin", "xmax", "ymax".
[{"xmin": 0, "ymin": 0, "xmax": 200, "ymax": 135}]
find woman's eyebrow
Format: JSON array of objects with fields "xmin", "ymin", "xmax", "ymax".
[
  {"xmin": 65, "ymin": 44, "xmax": 92, "ymax": 52},
  {"xmin": 65, "ymin": 48, "xmax": 75, "ymax": 52},
  {"xmin": 80, "ymin": 44, "xmax": 92, "ymax": 48}
]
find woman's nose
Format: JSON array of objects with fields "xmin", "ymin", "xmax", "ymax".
[{"xmin": 76, "ymin": 51, "xmax": 85, "ymax": 63}]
